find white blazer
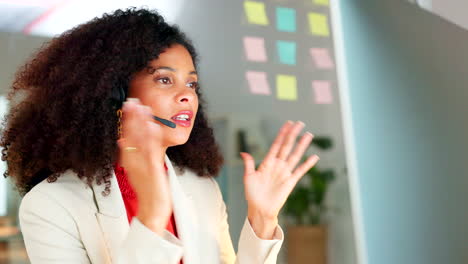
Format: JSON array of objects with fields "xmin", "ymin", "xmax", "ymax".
[{"xmin": 19, "ymin": 155, "xmax": 283, "ymax": 263}]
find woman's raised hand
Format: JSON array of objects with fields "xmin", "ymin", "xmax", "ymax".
[
  {"xmin": 117, "ymin": 98, "xmax": 172, "ymax": 234},
  {"xmin": 240, "ymin": 121, "xmax": 319, "ymax": 239}
]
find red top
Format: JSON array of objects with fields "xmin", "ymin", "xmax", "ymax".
[{"xmin": 113, "ymin": 162, "xmax": 181, "ymax": 263}]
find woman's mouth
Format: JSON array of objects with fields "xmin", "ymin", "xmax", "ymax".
[{"xmin": 171, "ymin": 110, "xmax": 193, "ymax": 127}]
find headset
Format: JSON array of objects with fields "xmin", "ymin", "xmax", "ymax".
[{"xmin": 111, "ymin": 84, "xmax": 176, "ymax": 128}]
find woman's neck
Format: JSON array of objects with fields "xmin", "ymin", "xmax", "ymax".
[{"xmin": 116, "ymin": 148, "xmax": 167, "ymax": 166}]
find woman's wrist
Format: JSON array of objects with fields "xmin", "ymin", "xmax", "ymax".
[
  {"xmin": 136, "ymin": 195, "xmax": 171, "ymax": 236},
  {"xmin": 136, "ymin": 210, "xmax": 168, "ymax": 236},
  {"xmin": 247, "ymin": 208, "xmax": 278, "ymax": 240}
]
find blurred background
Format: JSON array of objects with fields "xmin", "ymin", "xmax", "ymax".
[{"xmin": 0, "ymin": 0, "xmax": 467, "ymax": 263}]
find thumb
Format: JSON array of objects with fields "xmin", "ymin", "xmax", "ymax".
[{"xmin": 240, "ymin": 152, "xmax": 256, "ymax": 177}]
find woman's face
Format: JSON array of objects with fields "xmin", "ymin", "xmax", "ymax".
[{"xmin": 129, "ymin": 44, "xmax": 199, "ymax": 148}]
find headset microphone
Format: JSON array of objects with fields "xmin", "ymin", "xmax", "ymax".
[{"xmin": 153, "ymin": 115, "xmax": 176, "ymax": 128}]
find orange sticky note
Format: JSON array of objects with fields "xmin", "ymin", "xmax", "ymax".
[
  {"xmin": 243, "ymin": 37, "xmax": 267, "ymax": 62},
  {"xmin": 246, "ymin": 71, "xmax": 271, "ymax": 95},
  {"xmin": 276, "ymin": 75, "xmax": 297, "ymax": 101},
  {"xmin": 244, "ymin": 1, "xmax": 269, "ymax": 25},
  {"xmin": 308, "ymin": 12, "xmax": 330, "ymax": 36},
  {"xmin": 313, "ymin": 80, "xmax": 333, "ymax": 104}
]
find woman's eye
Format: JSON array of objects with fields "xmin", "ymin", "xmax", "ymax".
[
  {"xmin": 187, "ymin": 82, "xmax": 199, "ymax": 89},
  {"xmin": 157, "ymin": 77, "xmax": 172, "ymax": 85}
]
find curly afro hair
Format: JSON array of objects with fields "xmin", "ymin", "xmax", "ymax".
[{"xmin": 0, "ymin": 8, "xmax": 224, "ymax": 196}]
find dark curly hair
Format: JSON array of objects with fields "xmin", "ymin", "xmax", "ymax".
[{"xmin": 0, "ymin": 8, "xmax": 224, "ymax": 196}]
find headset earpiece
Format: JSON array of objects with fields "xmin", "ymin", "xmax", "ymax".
[{"xmin": 110, "ymin": 85, "xmax": 126, "ymax": 110}]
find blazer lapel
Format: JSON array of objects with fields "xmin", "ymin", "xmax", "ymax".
[
  {"xmin": 165, "ymin": 155, "xmax": 200, "ymax": 264},
  {"xmin": 93, "ymin": 170, "xmax": 129, "ymax": 263}
]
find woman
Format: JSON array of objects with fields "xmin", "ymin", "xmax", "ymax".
[{"xmin": 0, "ymin": 8, "xmax": 319, "ymax": 263}]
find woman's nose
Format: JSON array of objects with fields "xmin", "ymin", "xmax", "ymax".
[{"xmin": 177, "ymin": 88, "xmax": 196, "ymax": 103}]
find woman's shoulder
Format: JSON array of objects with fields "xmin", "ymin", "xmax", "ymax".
[
  {"xmin": 18, "ymin": 170, "xmax": 90, "ymax": 244},
  {"xmin": 20, "ymin": 169, "xmax": 95, "ymax": 215},
  {"xmin": 27, "ymin": 169, "xmax": 91, "ymax": 197}
]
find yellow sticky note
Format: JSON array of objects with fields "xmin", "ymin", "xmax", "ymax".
[
  {"xmin": 276, "ymin": 75, "xmax": 297, "ymax": 101},
  {"xmin": 314, "ymin": 0, "xmax": 329, "ymax": 6},
  {"xmin": 308, "ymin": 12, "xmax": 330, "ymax": 36},
  {"xmin": 244, "ymin": 1, "xmax": 269, "ymax": 25}
]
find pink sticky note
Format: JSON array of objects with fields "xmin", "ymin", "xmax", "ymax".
[
  {"xmin": 310, "ymin": 48, "xmax": 334, "ymax": 69},
  {"xmin": 313, "ymin": 80, "xmax": 333, "ymax": 104},
  {"xmin": 243, "ymin": 37, "xmax": 267, "ymax": 62},
  {"xmin": 246, "ymin": 71, "xmax": 271, "ymax": 95}
]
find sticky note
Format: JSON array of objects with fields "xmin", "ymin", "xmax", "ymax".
[
  {"xmin": 277, "ymin": 41, "xmax": 296, "ymax": 65},
  {"xmin": 313, "ymin": 80, "xmax": 333, "ymax": 104},
  {"xmin": 243, "ymin": 37, "xmax": 267, "ymax": 62},
  {"xmin": 314, "ymin": 0, "xmax": 329, "ymax": 6},
  {"xmin": 244, "ymin": 1, "xmax": 269, "ymax": 25},
  {"xmin": 276, "ymin": 7, "xmax": 296, "ymax": 32},
  {"xmin": 246, "ymin": 71, "xmax": 271, "ymax": 95},
  {"xmin": 276, "ymin": 75, "xmax": 297, "ymax": 101},
  {"xmin": 308, "ymin": 12, "xmax": 330, "ymax": 36},
  {"xmin": 310, "ymin": 48, "xmax": 334, "ymax": 69}
]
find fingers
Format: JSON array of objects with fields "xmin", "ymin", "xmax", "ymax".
[
  {"xmin": 286, "ymin": 132, "xmax": 314, "ymax": 170},
  {"xmin": 263, "ymin": 121, "xmax": 293, "ymax": 165},
  {"xmin": 240, "ymin": 152, "xmax": 256, "ymax": 177},
  {"xmin": 121, "ymin": 98, "xmax": 153, "ymax": 141},
  {"xmin": 291, "ymin": 154, "xmax": 320, "ymax": 182},
  {"xmin": 121, "ymin": 98, "xmax": 138, "ymax": 139},
  {"xmin": 277, "ymin": 121, "xmax": 305, "ymax": 160}
]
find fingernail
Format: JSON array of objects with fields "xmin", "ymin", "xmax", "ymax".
[
  {"xmin": 127, "ymin": 98, "xmax": 139, "ymax": 103},
  {"xmin": 305, "ymin": 131, "xmax": 314, "ymax": 137},
  {"xmin": 297, "ymin": 121, "xmax": 305, "ymax": 127},
  {"xmin": 122, "ymin": 101, "xmax": 130, "ymax": 110}
]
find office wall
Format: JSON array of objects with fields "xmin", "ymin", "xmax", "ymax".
[{"xmin": 419, "ymin": 0, "xmax": 468, "ymax": 31}]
